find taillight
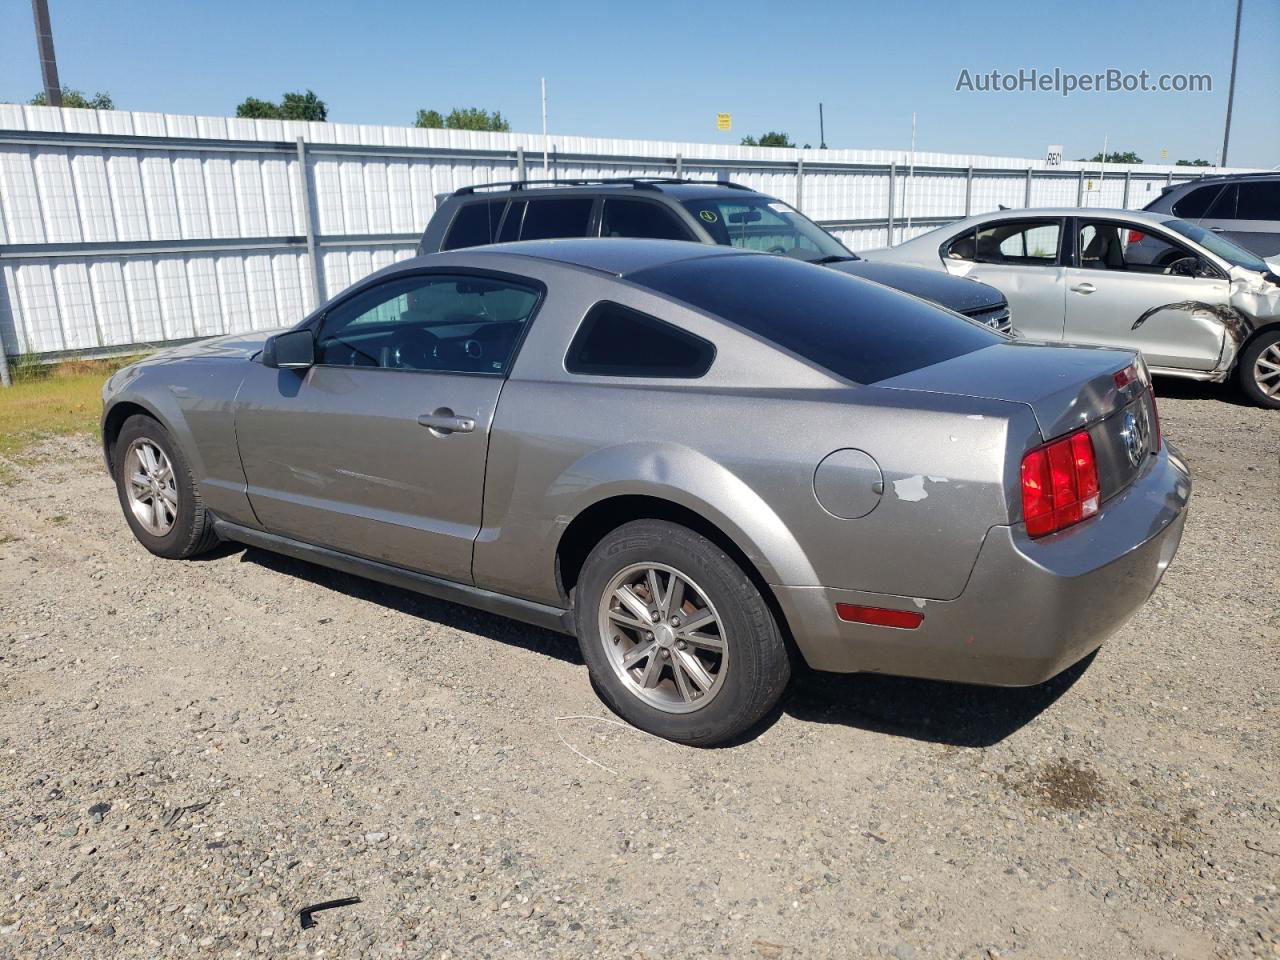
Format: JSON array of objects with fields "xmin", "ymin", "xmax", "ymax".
[
  {"xmin": 1113, "ymin": 362, "xmax": 1139, "ymax": 390},
  {"xmin": 1127, "ymin": 230, "xmax": 1145, "ymax": 244},
  {"xmin": 1021, "ymin": 429, "xmax": 1100, "ymax": 538}
]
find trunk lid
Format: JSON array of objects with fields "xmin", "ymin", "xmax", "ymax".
[{"xmin": 877, "ymin": 340, "xmax": 1159, "ymax": 503}]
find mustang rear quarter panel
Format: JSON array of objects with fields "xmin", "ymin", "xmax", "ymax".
[{"xmin": 469, "ymin": 264, "xmax": 1033, "ymax": 606}]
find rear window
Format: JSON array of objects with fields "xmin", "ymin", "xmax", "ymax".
[
  {"xmin": 520, "ymin": 198, "xmax": 594, "ymax": 240},
  {"xmin": 1171, "ymin": 183, "xmax": 1236, "ymax": 220},
  {"xmin": 627, "ymin": 254, "xmax": 1000, "ymax": 384},
  {"xmin": 1237, "ymin": 181, "xmax": 1280, "ymax": 221},
  {"xmin": 442, "ymin": 201, "xmax": 507, "ymax": 250},
  {"xmin": 566, "ymin": 302, "xmax": 714, "ymax": 378}
]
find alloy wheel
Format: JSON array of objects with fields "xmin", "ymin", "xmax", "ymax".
[
  {"xmin": 597, "ymin": 563, "xmax": 728, "ymax": 714},
  {"xmin": 124, "ymin": 438, "xmax": 178, "ymax": 536},
  {"xmin": 1254, "ymin": 342, "xmax": 1280, "ymax": 398}
]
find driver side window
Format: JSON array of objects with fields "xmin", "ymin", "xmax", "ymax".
[
  {"xmin": 1078, "ymin": 221, "xmax": 1203, "ymax": 276},
  {"xmin": 316, "ymin": 274, "xmax": 541, "ymax": 375}
]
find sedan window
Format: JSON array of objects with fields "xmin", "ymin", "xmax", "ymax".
[
  {"xmin": 1078, "ymin": 221, "xmax": 1201, "ymax": 275},
  {"xmin": 972, "ymin": 220, "xmax": 1060, "ymax": 265},
  {"xmin": 566, "ymin": 302, "xmax": 714, "ymax": 378},
  {"xmin": 316, "ymin": 274, "xmax": 540, "ymax": 375}
]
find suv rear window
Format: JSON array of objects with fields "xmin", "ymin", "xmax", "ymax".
[
  {"xmin": 520, "ymin": 198, "xmax": 594, "ymax": 240},
  {"xmin": 1171, "ymin": 183, "xmax": 1237, "ymax": 219},
  {"xmin": 600, "ymin": 199, "xmax": 691, "ymax": 240},
  {"xmin": 628, "ymin": 254, "xmax": 1000, "ymax": 384},
  {"xmin": 442, "ymin": 201, "xmax": 507, "ymax": 250}
]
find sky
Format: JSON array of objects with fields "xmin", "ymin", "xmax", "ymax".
[{"xmin": 1, "ymin": 0, "xmax": 1277, "ymax": 168}]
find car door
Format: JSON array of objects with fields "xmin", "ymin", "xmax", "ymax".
[
  {"xmin": 1228, "ymin": 180, "xmax": 1280, "ymax": 262},
  {"xmin": 942, "ymin": 217, "xmax": 1067, "ymax": 341},
  {"xmin": 1062, "ymin": 218, "xmax": 1230, "ymax": 371},
  {"xmin": 234, "ymin": 270, "xmax": 543, "ymax": 582}
]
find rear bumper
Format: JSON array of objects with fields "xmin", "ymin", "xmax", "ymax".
[{"xmin": 776, "ymin": 442, "xmax": 1191, "ymax": 685}]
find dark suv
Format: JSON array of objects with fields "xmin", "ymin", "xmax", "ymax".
[
  {"xmin": 419, "ymin": 178, "xmax": 1012, "ymax": 330},
  {"xmin": 1145, "ymin": 173, "xmax": 1280, "ymax": 264}
]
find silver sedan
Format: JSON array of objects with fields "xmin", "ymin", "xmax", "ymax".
[
  {"xmin": 102, "ymin": 240, "xmax": 1190, "ymax": 745},
  {"xmin": 864, "ymin": 208, "xmax": 1280, "ymax": 407}
]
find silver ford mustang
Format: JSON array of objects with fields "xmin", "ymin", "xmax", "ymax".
[{"xmin": 102, "ymin": 239, "xmax": 1191, "ymax": 745}]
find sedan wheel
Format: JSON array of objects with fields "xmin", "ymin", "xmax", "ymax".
[
  {"xmin": 1253, "ymin": 341, "xmax": 1280, "ymax": 400},
  {"xmin": 124, "ymin": 438, "xmax": 179, "ymax": 536},
  {"xmin": 598, "ymin": 563, "xmax": 727, "ymax": 714}
]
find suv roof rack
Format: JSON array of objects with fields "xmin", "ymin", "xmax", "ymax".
[{"xmin": 452, "ymin": 177, "xmax": 753, "ymax": 196}]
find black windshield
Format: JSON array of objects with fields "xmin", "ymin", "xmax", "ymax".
[{"xmin": 629, "ymin": 254, "xmax": 1000, "ymax": 384}]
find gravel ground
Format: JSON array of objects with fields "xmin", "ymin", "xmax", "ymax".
[{"xmin": 0, "ymin": 381, "xmax": 1276, "ymax": 960}]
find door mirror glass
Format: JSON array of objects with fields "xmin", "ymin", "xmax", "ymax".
[{"xmin": 263, "ymin": 329, "xmax": 315, "ymax": 369}]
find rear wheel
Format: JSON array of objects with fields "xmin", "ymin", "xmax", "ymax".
[
  {"xmin": 573, "ymin": 520, "xmax": 790, "ymax": 746},
  {"xmin": 113, "ymin": 415, "xmax": 219, "ymax": 559},
  {"xmin": 1238, "ymin": 329, "xmax": 1280, "ymax": 409}
]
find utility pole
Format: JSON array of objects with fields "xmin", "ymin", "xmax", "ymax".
[
  {"xmin": 31, "ymin": 0, "xmax": 62, "ymax": 107},
  {"xmin": 541, "ymin": 77, "xmax": 549, "ymax": 172},
  {"xmin": 1221, "ymin": 0, "xmax": 1243, "ymax": 167},
  {"xmin": 818, "ymin": 102, "xmax": 826, "ymax": 150}
]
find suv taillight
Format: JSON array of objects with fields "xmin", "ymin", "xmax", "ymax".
[{"xmin": 1021, "ymin": 429, "xmax": 1100, "ymax": 538}]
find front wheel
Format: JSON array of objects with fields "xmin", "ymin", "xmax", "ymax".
[
  {"xmin": 573, "ymin": 520, "xmax": 790, "ymax": 746},
  {"xmin": 1237, "ymin": 329, "xmax": 1280, "ymax": 409},
  {"xmin": 113, "ymin": 415, "xmax": 219, "ymax": 559}
]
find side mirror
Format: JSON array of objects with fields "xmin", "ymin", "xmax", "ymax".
[{"xmin": 262, "ymin": 329, "xmax": 315, "ymax": 370}]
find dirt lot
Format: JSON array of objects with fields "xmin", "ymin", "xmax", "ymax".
[{"xmin": 0, "ymin": 381, "xmax": 1276, "ymax": 960}]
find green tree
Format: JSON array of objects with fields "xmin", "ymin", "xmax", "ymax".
[
  {"xmin": 414, "ymin": 107, "xmax": 509, "ymax": 131},
  {"xmin": 415, "ymin": 109, "xmax": 445, "ymax": 128},
  {"xmin": 740, "ymin": 131, "xmax": 794, "ymax": 148},
  {"xmin": 29, "ymin": 87, "xmax": 114, "ymax": 109},
  {"xmin": 1079, "ymin": 150, "xmax": 1143, "ymax": 164},
  {"xmin": 236, "ymin": 97, "xmax": 282, "ymax": 119},
  {"xmin": 236, "ymin": 90, "xmax": 327, "ymax": 122},
  {"xmin": 279, "ymin": 90, "xmax": 327, "ymax": 121},
  {"xmin": 1176, "ymin": 158, "xmax": 1213, "ymax": 167}
]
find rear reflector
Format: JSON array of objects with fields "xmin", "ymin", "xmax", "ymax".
[
  {"xmin": 1021, "ymin": 428, "xmax": 1100, "ymax": 538},
  {"xmin": 835, "ymin": 603, "xmax": 924, "ymax": 630}
]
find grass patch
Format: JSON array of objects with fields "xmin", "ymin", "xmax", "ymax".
[{"xmin": 0, "ymin": 355, "xmax": 146, "ymax": 459}]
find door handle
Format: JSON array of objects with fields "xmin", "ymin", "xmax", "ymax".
[
  {"xmin": 1069, "ymin": 282, "xmax": 1096, "ymax": 294},
  {"xmin": 1209, "ymin": 226, "xmax": 1226, "ymax": 233},
  {"xmin": 417, "ymin": 410, "xmax": 475, "ymax": 435}
]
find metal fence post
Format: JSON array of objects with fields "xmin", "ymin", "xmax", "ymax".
[
  {"xmin": 675, "ymin": 152, "xmax": 683, "ymax": 179},
  {"xmin": 1166, "ymin": 171, "xmax": 1173, "ymax": 186},
  {"xmin": 964, "ymin": 166, "xmax": 973, "ymax": 216},
  {"xmin": 1122, "ymin": 170, "xmax": 1132, "ymax": 208},
  {"xmin": 0, "ymin": 341, "xmax": 10, "ymax": 387},
  {"xmin": 296, "ymin": 137, "xmax": 325, "ymax": 307},
  {"xmin": 516, "ymin": 145, "xmax": 525, "ymax": 182},
  {"xmin": 1077, "ymin": 169, "xmax": 1085, "ymax": 206},
  {"xmin": 1024, "ymin": 167, "xmax": 1033, "ymax": 207},
  {"xmin": 796, "ymin": 157, "xmax": 804, "ymax": 211},
  {"xmin": 887, "ymin": 162, "xmax": 896, "ymax": 245}
]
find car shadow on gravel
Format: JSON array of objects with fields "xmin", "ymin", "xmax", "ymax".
[
  {"xmin": 1153, "ymin": 376, "xmax": 1248, "ymax": 407},
  {"xmin": 781, "ymin": 652, "xmax": 1096, "ymax": 748},
  {"xmin": 236, "ymin": 547, "xmax": 583, "ymax": 665}
]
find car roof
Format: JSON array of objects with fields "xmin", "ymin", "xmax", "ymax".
[
  {"xmin": 944, "ymin": 207, "xmax": 1182, "ymax": 229},
  {"xmin": 391, "ymin": 238, "xmax": 754, "ymax": 280},
  {"xmin": 1162, "ymin": 172, "xmax": 1278, "ymax": 187},
  {"xmin": 449, "ymin": 178, "xmax": 763, "ymax": 204}
]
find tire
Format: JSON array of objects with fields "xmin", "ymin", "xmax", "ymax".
[
  {"xmin": 113, "ymin": 414, "xmax": 220, "ymax": 559},
  {"xmin": 573, "ymin": 519, "xmax": 790, "ymax": 746},
  {"xmin": 1237, "ymin": 329, "xmax": 1280, "ymax": 409}
]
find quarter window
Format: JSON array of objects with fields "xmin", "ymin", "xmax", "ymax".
[
  {"xmin": 316, "ymin": 274, "xmax": 540, "ymax": 375},
  {"xmin": 599, "ymin": 199, "xmax": 692, "ymax": 240},
  {"xmin": 566, "ymin": 302, "xmax": 715, "ymax": 378},
  {"xmin": 519, "ymin": 198, "xmax": 594, "ymax": 240},
  {"xmin": 442, "ymin": 201, "xmax": 507, "ymax": 250}
]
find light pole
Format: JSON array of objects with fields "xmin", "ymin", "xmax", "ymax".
[
  {"xmin": 31, "ymin": 0, "xmax": 62, "ymax": 107},
  {"xmin": 1221, "ymin": 0, "xmax": 1243, "ymax": 167}
]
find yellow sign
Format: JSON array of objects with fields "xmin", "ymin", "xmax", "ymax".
[{"xmin": 716, "ymin": 113, "xmax": 732, "ymax": 132}]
